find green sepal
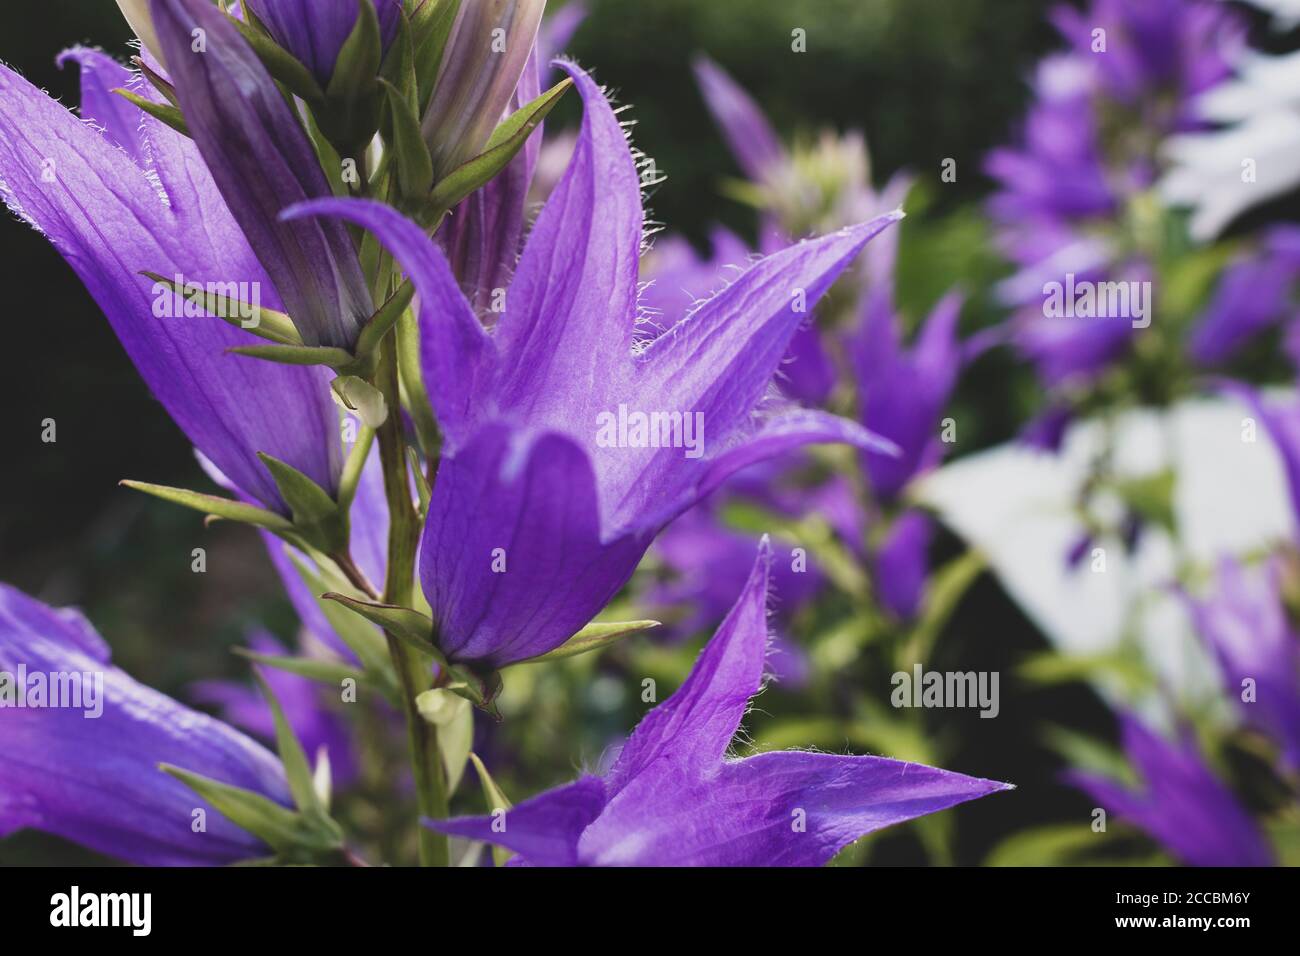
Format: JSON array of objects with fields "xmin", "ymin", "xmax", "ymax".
[
  {"xmin": 425, "ymin": 78, "xmax": 572, "ymax": 215},
  {"xmin": 414, "ymin": 689, "xmax": 473, "ymax": 792},
  {"xmin": 234, "ymin": 648, "xmax": 366, "ymax": 690},
  {"xmin": 132, "ymin": 56, "xmax": 179, "ymax": 107},
  {"xmin": 337, "ymin": 425, "xmax": 377, "ymax": 514},
  {"xmin": 410, "ymin": 0, "xmax": 462, "ymax": 116},
  {"xmin": 227, "ymin": 12, "xmax": 325, "ymax": 103},
  {"xmin": 229, "ymin": 343, "xmax": 358, "ymax": 368},
  {"xmin": 142, "ymin": 270, "xmax": 303, "ymax": 346},
  {"xmin": 406, "ymin": 446, "xmax": 431, "ymax": 516},
  {"xmin": 112, "ymin": 88, "xmax": 189, "ymax": 137},
  {"xmin": 511, "ymin": 619, "xmax": 661, "ymax": 666},
  {"xmin": 320, "ymin": 593, "xmax": 502, "ymax": 715},
  {"xmin": 380, "ymin": 79, "xmax": 435, "ymax": 200},
  {"xmin": 251, "ymin": 670, "xmax": 327, "ymax": 816},
  {"xmin": 160, "ymin": 764, "xmax": 343, "ymax": 855},
  {"xmin": 319, "ymin": 0, "xmax": 384, "ymax": 155},
  {"xmin": 331, "ymin": 375, "xmax": 389, "ymax": 427},
  {"xmin": 119, "ymin": 480, "xmax": 294, "ymax": 534},
  {"xmin": 396, "ymin": 309, "xmax": 442, "ymax": 457},
  {"xmin": 356, "ymin": 279, "xmax": 416, "ymax": 357},
  {"xmin": 468, "ymin": 753, "xmax": 513, "ymax": 867},
  {"xmin": 258, "ymin": 452, "xmax": 347, "ymax": 554}
]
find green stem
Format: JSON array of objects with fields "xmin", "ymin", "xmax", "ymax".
[{"xmin": 374, "ymin": 335, "xmax": 449, "ymax": 867}]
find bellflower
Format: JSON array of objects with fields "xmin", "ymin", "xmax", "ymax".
[
  {"xmin": 152, "ymin": 0, "xmax": 374, "ymax": 349},
  {"xmin": 244, "ymin": 0, "xmax": 404, "ymax": 87},
  {"xmin": 0, "ymin": 50, "xmax": 341, "ymax": 514},
  {"xmin": 1186, "ymin": 558, "xmax": 1300, "ymax": 770},
  {"xmin": 427, "ymin": 542, "xmax": 1010, "ymax": 866},
  {"xmin": 422, "ymin": 0, "xmax": 546, "ymax": 180},
  {"xmin": 1067, "ymin": 712, "xmax": 1273, "ymax": 866},
  {"xmin": 692, "ymin": 56, "xmax": 786, "ymax": 184},
  {"xmin": 288, "ymin": 63, "xmax": 900, "ymax": 670},
  {"xmin": 0, "ymin": 584, "xmax": 290, "ymax": 866}
]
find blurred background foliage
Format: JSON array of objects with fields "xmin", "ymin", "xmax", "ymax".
[{"xmin": 0, "ymin": 0, "xmax": 1226, "ymax": 865}]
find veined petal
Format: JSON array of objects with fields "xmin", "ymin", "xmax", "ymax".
[
  {"xmin": 284, "ymin": 198, "xmax": 494, "ymax": 452},
  {"xmin": 692, "ymin": 56, "xmax": 786, "ymax": 182},
  {"xmin": 582, "ymin": 750, "xmax": 1010, "ymax": 867},
  {"xmin": 427, "ymin": 776, "xmax": 607, "ymax": 867},
  {"xmin": 0, "ymin": 62, "xmax": 340, "ymax": 511},
  {"xmin": 56, "ymin": 48, "xmax": 147, "ymax": 164},
  {"xmin": 493, "ymin": 60, "xmax": 642, "ymax": 426},
  {"xmin": 418, "ymin": 423, "xmax": 648, "ymax": 667},
  {"xmin": 604, "ymin": 541, "xmax": 772, "ymax": 792},
  {"xmin": 152, "ymin": 0, "xmax": 372, "ymax": 348},
  {"xmin": 245, "ymin": 0, "xmax": 403, "ymax": 86},
  {"xmin": 0, "ymin": 584, "xmax": 289, "ymax": 865}
]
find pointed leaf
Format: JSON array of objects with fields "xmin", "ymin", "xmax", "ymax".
[
  {"xmin": 468, "ymin": 752, "xmax": 513, "ymax": 866},
  {"xmin": 120, "ymin": 480, "xmax": 294, "ymax": 533},
  {"xmin": 412, "ymin": 0, "xmax": 462, "ymax": 114},
  {"xmin": 513, "ymin": 620, "xmax": 661, "ymax": 666},
  {"xmin": 142, "ymin": 270, "xmax": 303, "ymax": 346},
  {"xmin": 321, "ymin": 592, "xmax": 441, "ymax": 657},
  {"xmin": 251, "ymin": 671, "xmax": 323, "ymax": 817},
  {"xmin": 229, "ymin": 343, "xmax": 356, "ymax": 367},
  {"xmin": 427, "ymin": 78, "xmax": 571, "ymax": 212},
  {"xmin": 326, "ymin": 0, "xmax": 382, "ymax": 99},
  {"xmin": 356, "ymin": 278, "xmax": 416, "ymax": 357},
  {"xmin": 258, "ymin": 452, "xmax": 346, "ymax": 552},
  {"xmin": 286, "ymin": 552, "xmax": 395, "ymax": 689},
  {"xmin": 379, "ymin": 78, "xmax": 434, "ymax": 199},
  {"xmin": 229, "ymin": 12, "xmax": 325, "ymax": 102},
  {"xmin": 113, "ymin": 87, "xmax": 190, "ymax": 137},
  {"xmin": 234, "ymin": 648, "xmax": 366, "ymax": 688}
]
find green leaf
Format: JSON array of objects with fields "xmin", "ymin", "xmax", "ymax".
[
  {"xmin": 468, "ymin": 753, "xmax": 513, "ymax": 867},
  {"xmin": 512, "ymin": 620, "xmax": 661, "ymax": 665},
  {"xmin": 985, "ymin": 824, "xmax": 1113, "ymax": 867},
  {"xmin": 331, "ymin": 375, "xmax": 389, "ymax": 427},
  {"xmin": 427, "ymin": 78, "xmax": 572, "ymax": 212},
  {"xmin": 356, "ymin": 279, "xmax": 416, "ymax": 357},
  {"xmin": 119, "ymin": 480, "xmax": 294, "ymax": 534},
  {"xmin": 379, "ymin": 79, "xmax": 434, "ymax": 200},
  {"xmin": 415, "ymin": 689, "xmax": 473, "ymax": 792},
  {"xmin": 133, "ymin": 55, "xmax": 179, "ymax": 107},
  {"xmin": 396, "ymin": 309, "xmax": 442, "ymax": 457},
  {"xmin": 228, "ymin": 343, "xmax": 357, "ymax": 368},
  {"xmin": 160, "ymin": 764, "xmax": 342, "ymax": 854},
  {"xmin": 234, "ymin": 648, "xmax": 366, "ymax": 688},
  {"xmin": 252, "ymin": 671, "xmax": 324, "ymax": 817},
  {"xmin": 321, "ymin": 592, "xmax": 440, "ymax": 657},
  {"xmin": 228, "ymin": 13, "xmax": 325, "ymax": 102},
  {"xmin": 900, "ymin": 548, "xmax": 985, "ymax": 662},
  {"xmin": 258, "ymin": 452, "xmax": 347, "ymax": 553},
  {"xmin": 142, "ymin": 271, "xmax": 302, "ymax": 346},
  {"xmin": 113, "ymin": 89, "xmax": 189, "ymax": 137},
  {"xmin": 326, "ymin": 0, "xmax": 382, "ymax": 100},
  {"xmin": 337, "ymin": 425, "xmax": 377, "ymax": 514}
]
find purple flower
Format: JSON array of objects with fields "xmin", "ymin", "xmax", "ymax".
[
  {"xmin": 245, "ymin": 0, "xmax": 403, "ymax": 87},
  {"xmin": 1068, "ymin": 712, "xmax": 1273, "ymax": 866},
  {"xmin": 152, "ymin": 0, "xmax": 374, "ymax": 349},
  {"xmin": 1220, "ymin": 381, "xmax": 1300, "ymax": 526},
  {"xmin": 190, "ymin": 630, "xmax": 359, "ymax": 788},
  {"xmin": 427, "ymin": 542, "xmax": 1010, "ymax": 866},
  {"xmin": 0, "ymin": 50, "xmax": 340, "ymax": 514},
  {"xmin": 0, "ymin": 584, "xmax": 289, "ymax": 866},
  {"xmin": 288, "ymin": 62, "xmax": 900, "ymax": 669},
  {"xmin": 692, "ymin": 56, "xmax": 787, "ymax": 183},
  {"xmin": 1186, "ymin": 558, "xmax": 1300, "ymax": 770},
  {"xmin": 850, "ymin": 289, "xmax": 964, "ymax": 501},
  {"xmin": 873, "ymin": 510, "xmax": 934, "ymax": 620},
  {"xmin": 1189, "ymin": 227, "xmax": 1300, "ymax": 366}
]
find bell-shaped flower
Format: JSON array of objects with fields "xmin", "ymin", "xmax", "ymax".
[
  {"xmin": 0, "ymin": 584, "xmax": 290, "ymax": 866},
  {"xmin": 244, "ymin": 0, "xmax": 404, "ymax": 87},
  {"xmin": 426, "ymin": 542, "xmax": 1010, "ymax": 866},
  {"xmin": 0, "ymin": 50, "xmax": 341, "ymax": 514},
  {"xmin": 289, "ymin": 63, "xmax": 900, "ymax": 670},
  {"xmin": 1067, "ymin": 712, "xmax": 1273, "ymax": 867},
  {"xmin": 152, "ymin": 0, "xmax": 374, "ymax": 349}
]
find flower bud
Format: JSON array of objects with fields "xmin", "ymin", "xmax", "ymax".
[
  {"xmin": 422, "ymin": 0, "xmax": 546, "ymax": 179},
  {"xmin": 116, "ymin": 0, "xmax": 166, "ymax": 66}
]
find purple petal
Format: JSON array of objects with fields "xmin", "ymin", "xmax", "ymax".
[
  {"xmin": 56, "ymin": 48, "xmax": 148, "ymax": 164},
  {"xmin": 692, "ymin": 57, "xmax": 786, "ymax": 182},
  {"xmin": 0, "ymin": 61, "xmax": 341, "ymax": 512},
  {"xmin": 582, "ymin": 750, "xmax": 1010, "ymax": 866},
  {"xmin": 152, "ymin": 0, "xmax": 372, "ymax": 348},
  {"xmin": 873, "ymin": 510, "xmax": 933, "ymax": 620},
  {"xmin": 1190, "ymin": 252, "xmax": 1297, "ymax": 366},
  {"xmin": 492, "ymin": 60, "xmax": 642, "ymax": 426},
  {"xmin": 245, "ymin": 0, "xmax": 403, "ymax": 86},
  {"xmin": 605, "ymin": 541, "xmax": 772, "ymax": 792},
  {"xmin": 418, "ymin": 423, "xmax": 648, "ymax": 667},
  {"xmin": 426, "ymin": 776, "xmax": 607, "ymax": 866},
  {"xmin": 0, "ymin": 584, "xmax": 289, "ymax": 865},
  {"xmin": 1219, "ymin": 381, "xmax": 1300, "ymax": 525}
]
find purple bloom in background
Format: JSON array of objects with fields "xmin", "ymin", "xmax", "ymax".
[
  {"xmin": 1221, "ymin": 382, "xmax": 1300, "ymax": 525},
  {"xmin": 289, "ymin": 63, "xmax": 900, "ymax": 669},
  {"xmin": 428, "ymin": 542, "xmax": 1010, "ymax": 866},
  {"xmin": 873, "ymin": 510, "xmax": 934, "ymax": 620},
  {"xmin": 1189, "ymin": 226, "xmax": 1300, "ymax": 366},
  {"xmin": 0, "ymin": 584, "xmax": 289, "ymax": 866},
  {"xmin": 245, "ymin": 0, "xmax": 403, "ymax": 86},
  {"xmin": 851, "ymin": 289, "xmax": 964, "ymax": 501},
  {"xmin": 190, "ymin": 631, "xmax": 359, "ymax": 788},
  {"xmin": 692, "ymin": 56, "xmax": 787, "ymax": 183},
  {"xmin": 0, "ymin": 50, "xmax": 341, "ymax": 514},
  {"xmin": 1068, "ymin": 712, "xmax": 1273, "ymax": 866},
  {"xmin": 1187, "ymin": 558, "xmax": 1300, "ymax": 770},
  {"xmin": 152, "ymin": 0, "xmax": 374, "ymax": 349}
]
